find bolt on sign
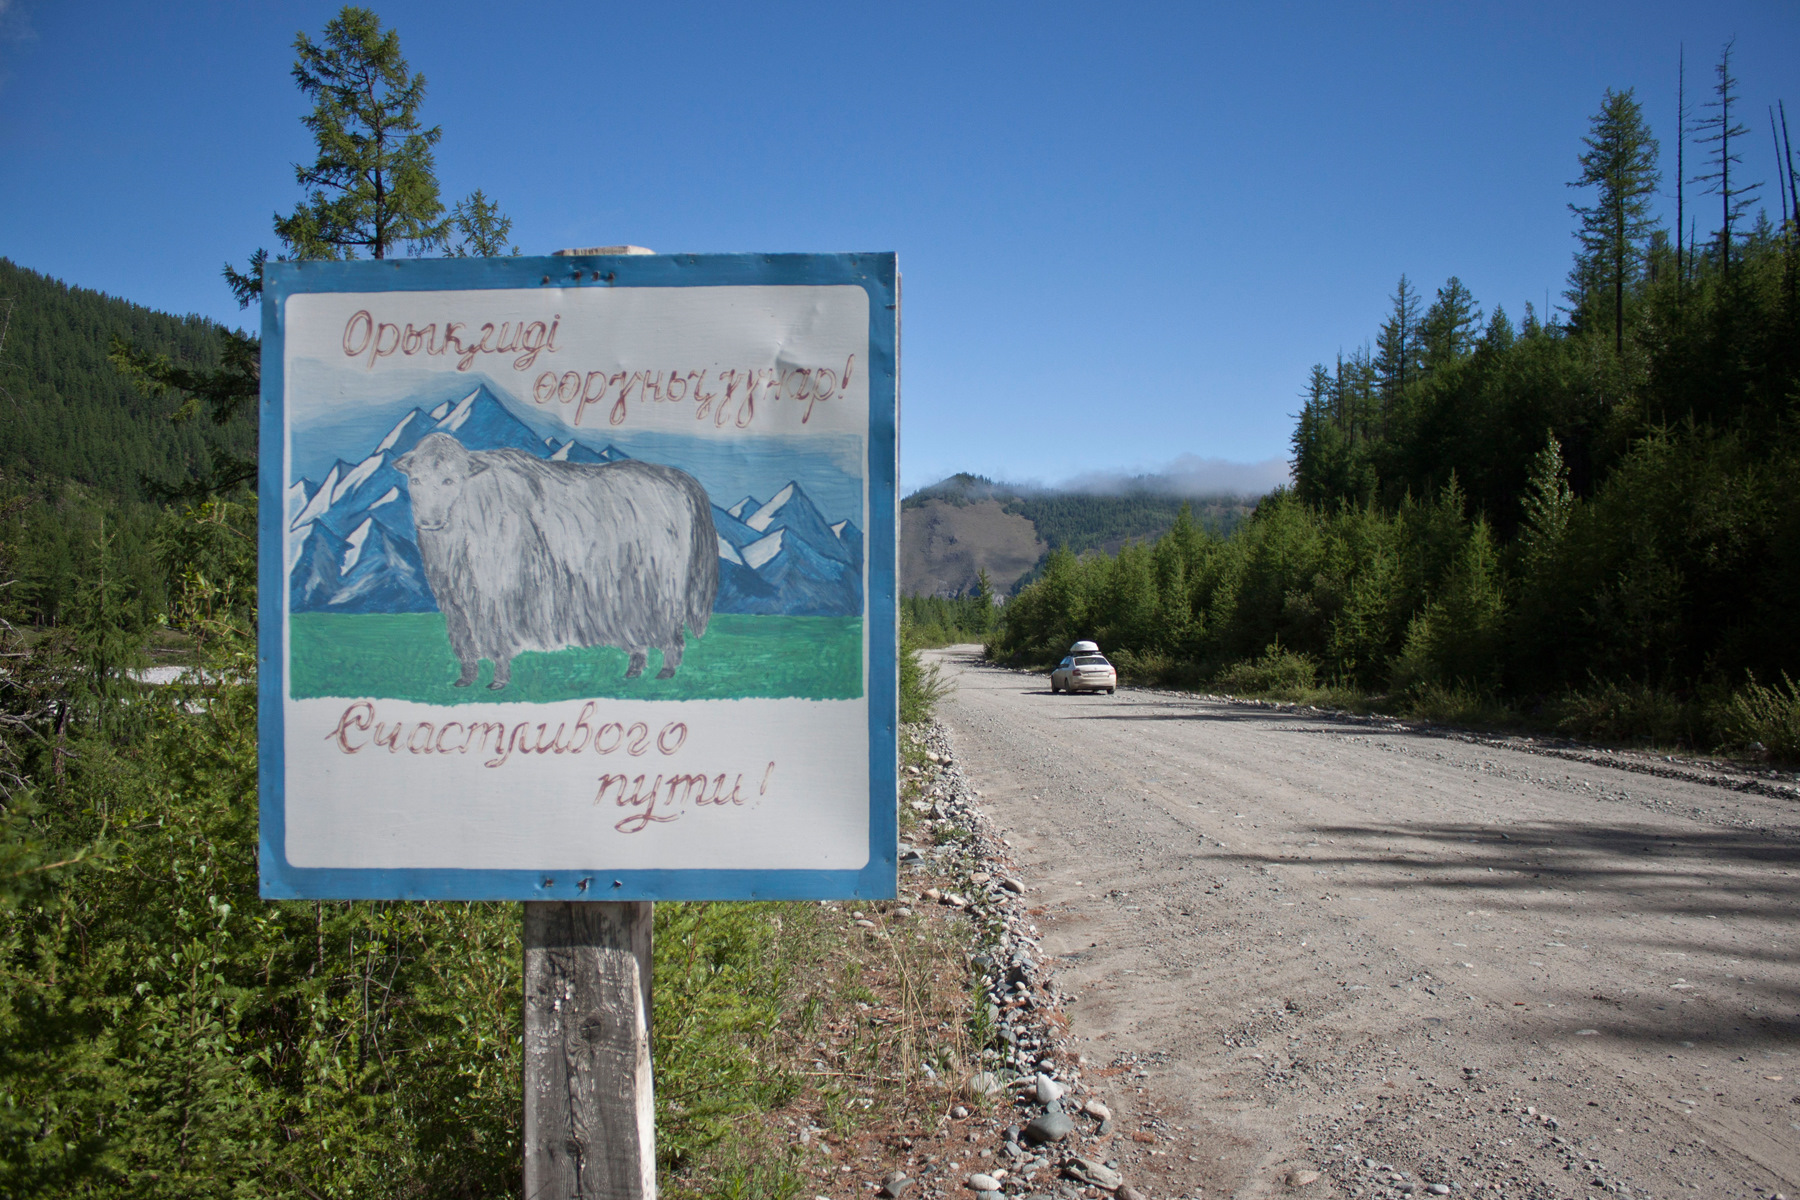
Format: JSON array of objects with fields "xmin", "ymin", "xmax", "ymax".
[{"xmin": 259, "ymin": 253, "xmax": 899, "ymax": 901}]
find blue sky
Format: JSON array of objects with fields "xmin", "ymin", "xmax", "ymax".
[{"xmin": 3, "ymin": 1, "xmax": 1797, "ymax": 494}]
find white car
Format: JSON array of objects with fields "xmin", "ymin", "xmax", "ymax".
[{"xmin": 1051, "ymin": 641, "xmax": 1116, "ymax": 694}]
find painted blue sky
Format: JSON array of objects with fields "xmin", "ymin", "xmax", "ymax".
[{"xmin": 3, "ymin": 1, "xmax": 1797, "ymax": 494}]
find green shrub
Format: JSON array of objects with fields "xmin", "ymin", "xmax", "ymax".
[
  {"xmin": 1406, "ymin": 682, "xmax": 1515, "ymax": 728},
  {"xmin": 1211, "ymin": 641, "xmax": 1319, "ymax": 697},
  {"xmin": 898, "ymin": 614, "xmax": 948, "ymax": 724},
  {"xmin": 1550, "ymin": 678, "xmax": 1694, "ymax": 745},
  {"xmin": 1716, "ymin": 672, "xmax": 1800, "ymax": 763}
]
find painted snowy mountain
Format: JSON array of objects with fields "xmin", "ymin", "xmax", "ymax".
[{"xmin": 288, "ymin": 384, "xmax": 863, "ymax": 618}]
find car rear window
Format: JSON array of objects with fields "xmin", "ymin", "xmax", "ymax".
[{"xmin": 1075, "ymin": 656, "xmax": 1109, "ymax": 666}]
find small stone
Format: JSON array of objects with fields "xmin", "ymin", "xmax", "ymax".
[
  {"xmin": 1285, "ymin": 1169, "xmax": 1321, "ymax": 1188},
  {"xmin": 1096, "ymin": 1118, "xmax": 1113, "ymax": 1136},
  {"xmin": 855, "ymin": 919, "xmax": 875, "ymax": 927},
  {"xmin": 968, "ymin": 1174, "xmax": 1003, "ymax": 1191},
  {"xmin": 1001, "ymin": 876, "xmax": 1026, "ymax": 894},
  {"xmin": 1427, "ymin": 1186, "xmax": 1451, "ymax": 1196},
  {"xmin": 1081, "ymin": 1099, "xmax": 1111, "ymax": 1121},
  {"xmin": 1036, "ymin": 1073, "xmax": 1065, "ymax": 1105},
  {"xmin": 896, "ymin": 906, "xmax": 914, "ymax": 917},
  {"xmin": 952, "ymin": 1105, "xmax": 970, "ymax": 1119},
  {"xmin": 1116, "ymin": 1187, "xmax": 1146, "ymax": 1200},
  {"xmin": 924, "ymin": 888, "xmax": 943, "ymax": 902},
  {"xmin": 978, "ymin": 1191, "xmax": 1005, "ymax": 1200},
  {"xmin": 880, "ymin": 1174, "xmax": 913, "ymax": 1198},
  {"xmin": 1024, "ymin": 1110, "xmax": 1074, "ymax": 1144},
  {"xmin": 1065, "ymin": 1158, "xmax": 1122, "ymax": 1190}
]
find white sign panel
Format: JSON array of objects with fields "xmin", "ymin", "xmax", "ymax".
[{"xmin": 258, "ymin": 253, "xmax": 898, "ymax": 900}]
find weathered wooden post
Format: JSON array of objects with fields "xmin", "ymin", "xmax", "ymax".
[{"xmin": 523, "ymin": 900, "xmax": 655, "ymax": 1200}]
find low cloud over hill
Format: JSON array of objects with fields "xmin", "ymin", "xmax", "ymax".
[{"xmin": 1056, "ymin": 453, "xmax": 1290, "ymax": 498}]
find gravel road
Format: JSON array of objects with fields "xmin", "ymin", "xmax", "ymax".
[{"xmin": 925, "ymin": 646, "xmax": 1800, "ymax": 1200}]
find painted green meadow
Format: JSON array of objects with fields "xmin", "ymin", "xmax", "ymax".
[{"xmin": 288, "ymin": 612, "xmax": 863, "ymax": 703}]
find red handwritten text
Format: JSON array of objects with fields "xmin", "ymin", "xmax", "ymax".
[
  {"xmin": 531, "ymin": 355, "xmax": 855, "ymax": 429},
  {"xmin": 598, "ymin": 763, "xmax": 772, "ymax": 834},
  {"xmin": 341, "ymin": 310, "xmax": 561, "ymax": 372},
  {"xmin": 325, "ymin": 700, "xmax": 685, "ymax": 769}
]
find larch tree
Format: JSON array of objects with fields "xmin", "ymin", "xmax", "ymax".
[
  {"xmin": 447, "ymin": 189, "xmax": 519, "ymax": 257},
  {"xmin": 122, "ymin": 6, "xmax": 515, "ymax": 497},
  {"xmin": 1374, "ymin": 275, "xmax": 1423, "ymax": 412},
  {"xmin": 226, "ymin": 7, "xmax": 514, "ymax": 303},
  {"xmin": 1692, "ymin": 40, "xmax": 1761, "ymax": 280},
  {"xmin": 1676, "ymin": 48, "xmax": 1688, "ymax": 299},
  {"xmin": 1568, "ymin": 87, "xmax": 1660, "ymax": 357},
  {"xmin": 275, "ymin": 7, "xmax": 446, "ymax": 259}
]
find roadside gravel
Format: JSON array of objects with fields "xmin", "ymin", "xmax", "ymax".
[{"xmin": 925, "ymin": 646, "xmax": 1800, "ymax": 1200}]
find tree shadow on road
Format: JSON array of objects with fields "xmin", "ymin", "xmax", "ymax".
[{"xmin": 1216, "ymin": 820, "xmax": 1800, "ymax": 1050}]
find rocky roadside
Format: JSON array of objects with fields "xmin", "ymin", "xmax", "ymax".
[{"xmin": 877, "ymin": 723, "xmax": 1151, "ymax": 1200}]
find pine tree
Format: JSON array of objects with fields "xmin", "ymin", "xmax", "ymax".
[
  {"xmin": 1567, "ymin": 88, "xmax": 1660, "ymax": 356},
  {"xmin": 1519, "ymin": 434, "xmax": 1575, "ymax": 567},
  {"xmin": 973, "ymin": 567, "xmax": 995, "ymax": 611},
  {"xmin": 1479, "ymin": 305, "xmax": 1514, "ymax": 354},
  {"xmin": 1693, "ymin": 40, "xmax": 1762, "ymax": 279},
  {"xmin": 1373, "ymin": 275, "xmax": 1423, "ymax": 408},
  {"xmin": 1418, "ymin": 277, "xmax": 1482, "ymax": 371}
]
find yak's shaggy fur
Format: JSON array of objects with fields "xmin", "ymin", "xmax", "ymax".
[{"xmin": 394, "ymin": 433, "xmax": 719, "ymax": 688}]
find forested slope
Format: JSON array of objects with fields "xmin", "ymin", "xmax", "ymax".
[
  {"xmin": 993, "ymin": 75, "xmax": 1800, "ymax": 757},
  {"xmin": 0, "ymin": 258, "xmax": 250, "ymax": 501},
  {"xmin": 0, "ymin": 258, "xmax": 254, "ymax": 628}
]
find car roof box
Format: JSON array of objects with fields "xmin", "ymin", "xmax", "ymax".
[{"xmin": 1070, "ymin": 640, "xmax": 1099, "ymax": 654}]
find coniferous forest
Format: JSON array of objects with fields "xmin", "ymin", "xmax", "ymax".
[
  {"xmin": 994, "ymin": 60, "xmax": 1800, "ymax": 758},
  {"xmin": 0, "ymin": 257, "xmax": 254, "ymax": 630}
]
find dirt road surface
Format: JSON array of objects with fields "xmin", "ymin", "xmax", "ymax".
[{"xmin": 925, "ymin": 646, "xmax": 1800, "ymax": 1200}]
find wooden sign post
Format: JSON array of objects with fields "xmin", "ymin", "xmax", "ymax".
[
  {"xmin": 256, "ymin": 246, "xmax": 899, "ymax": 1200},
  {"xmin": 523, "ymin": 900, "xmax": 655, "ymax": 1200}
]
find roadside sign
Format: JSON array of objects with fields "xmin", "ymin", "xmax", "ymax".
[{"xmin": 258, "ymin": 252, "xmax": 898, "ymax": 901}]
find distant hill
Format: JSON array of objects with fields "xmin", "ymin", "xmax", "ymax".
[
  {"xmin": 0, "ymin": 257, "xmax": 252, "ymax": 501},
  {"xmin": 902, "ymin": 496, "xmax": 1045, "ymax": 599},
  {"xmin": 901, "ymin": 472, "xmax": 1261, "ymax": 597}
]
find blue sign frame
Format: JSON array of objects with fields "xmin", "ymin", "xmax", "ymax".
[{"xmin": 258, "ymin": 252, "xmax": 898, "ymax": 901}]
